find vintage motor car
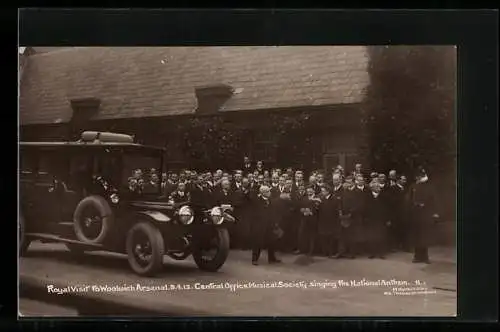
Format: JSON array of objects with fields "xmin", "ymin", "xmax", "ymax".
[{"xmin": 19, "ymin": 131, "xmax": 232, "ymax": 276}]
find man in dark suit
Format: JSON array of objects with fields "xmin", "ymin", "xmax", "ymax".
[
  {"xmin": 242, "ymin": 156, "xmax": 253, "ymax": 174},
  {"xmin": 255, "ymin": 160, "xmax": 264, "ymax": 175},
  {"xmin": 232, "ymin": 177, "xmax": 253, "ymax": 250},
  {"xmin": 270, "ymin": 174, "xmax": 283, "ymax": 199},
  {"xmin": 336, "ymin": 175, "xmax": 360, "ymax": 259},
  {"xmin": 388, "ymin": 170, "xmax": 398, "ymax": 187},
  {"xmin": 407, "ymin": 168, "xmax": 440, "ymax": 264},
  {"xmin": 232, "ymin": 170, "xmax": 244, "ymax": 192},
  {"xmin": 296, "ymin": 186, "xmax": 321, "ymax": 256},
  {"xmin": 251, "ymin": 185, "xmax": 281, "ymax": 265},
  {"xmin": 274, "ymin": 183, "xmax": 294, "ymax": 252},
  {"xmin": 317, "ymin": 184, "xmax": 341, "ymax": 258},
  {"xmin": 364, "ymin": 181, "xmax": 390, "ymax": 259},
  {"xmin": 386, "ymin": 171, "xmax": 406, "ymax": 252},
  {"xmin": 190, "ymin": 174, "xmax": 211, "ymax": 212},
  {"xmin": 292, "ymin": 170, "xmax": 304, "ymax": 193},
  {"xmin": 212, "ymin": 178, "xmax": 238, "ymax": 248},
  {"xmin": 308, "ymin": 175, "xmax": 321, "ymax": 195}
]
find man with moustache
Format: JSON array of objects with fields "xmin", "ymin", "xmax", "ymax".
[
  {"xmin": 317, "ymin": 185, "xmax": 341, "ymax": 258},
  {"xmin": 251, "ymin": 185, "xmax": 281, "ymax": 265}
]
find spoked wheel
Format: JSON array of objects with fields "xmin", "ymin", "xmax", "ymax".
[
  {"xmin": 192, "ymin": 228, "xmax": 230, "ymax": 272},
  {"xmin": 73, "ymin": 196, "xmax": 113, "ymax": 245},
  {"xmin": 126, "ymin": 222, "xmax": 165, "ymax": 277}
]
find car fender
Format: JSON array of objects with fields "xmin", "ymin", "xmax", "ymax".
[{"xmin": 137, "ymin": 210, "xmax": 171, "ymax": 223}]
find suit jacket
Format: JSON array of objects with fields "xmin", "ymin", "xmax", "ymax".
[
  {"xmin": 242, "ymin": 163, "xmax": 253, "ymax": 174},
  {"xmin": 364, "ymin": 192, "xmax": 389, "ymax": 240},
  {"xmin": 317, "ymin": 194, "xmax": 341, "ymax": 236},
  {"xmin": 332, "ymin": 185, "xmax": 344, "ymax": 211},
  {"xmin": 387, "ymin": 184, "xmax": 406, "ymax": 218},
  {"xmin": 212, "ymin": 188, "xmax": 236, "ymax": 207},
  {"xmin": 189, "ymin": 185, "xmax": 211, "ymax": 210},
  {"xmin": 231, "ymin": 181, "xmax": 244, "ymax": 192},
  {"xmin": 272, "ymin": 192, "xmax": 294, "ymax": 228},
  {"xmin": 251, "ymin": 196, "xmax": 277, "ymax": 248},
  {"xmin": 406, "ymin": 181, "xmax": 439, "ymax": 247},
  {"xmin": 270, "ymin": 184, "xmax": 281, "ymax": 199},
  {"xmin": 164, "ymin": 181, "xmax": 178, "ymax": 196},
  {"xmin": 169, "ymin": 190, "xmax": 190, "ymax": 206}
]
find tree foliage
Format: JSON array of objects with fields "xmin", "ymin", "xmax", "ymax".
[{"xmin": 361, "ymin": 46, "xmax": 456, "ymax": 177}]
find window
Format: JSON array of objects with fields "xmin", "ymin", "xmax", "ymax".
[{"xmin": 253, "ymin": 131, "xmax": 277, "ymax": 163}]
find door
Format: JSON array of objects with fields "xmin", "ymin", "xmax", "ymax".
[{"xmin": 32, "ymin": 149, "xmax": 72, "ymax": 230}]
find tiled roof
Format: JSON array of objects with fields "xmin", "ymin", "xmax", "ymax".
[{"xmin": 20, "ymin": 46, "xmax": 370, "ymax": 125}]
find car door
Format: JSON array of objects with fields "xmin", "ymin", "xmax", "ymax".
[{"xmin": 31, "ymin": 149, "xmax": 65, "ymax": 231}]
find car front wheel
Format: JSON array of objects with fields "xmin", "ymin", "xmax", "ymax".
[
  {"xmin": 126, "ymin": 222, "xmax": 165, "ymax": 277},
  {"xmin": 192, "ymin": 228, "xmax": 230, "ymax": 272}
]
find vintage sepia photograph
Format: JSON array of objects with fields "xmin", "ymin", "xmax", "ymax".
[{"xmin": 18, "ymin": 45, "xmax": 457, "ymax": 317}]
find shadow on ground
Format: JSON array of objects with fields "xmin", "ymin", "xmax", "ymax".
[{"xmin": 22, "ymin": 249, "xmax": 209, "ymax": 278}]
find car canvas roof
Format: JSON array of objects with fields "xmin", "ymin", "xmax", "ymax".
[{"xmin": 19, "ymin": 141, "xmax": 165, "ymax": 153}]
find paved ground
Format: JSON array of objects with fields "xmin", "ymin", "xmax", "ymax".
[
  {"xmin": 19, "ymin": 242, "xmax": 457, "ymax": 317},
  {"xmin": 19, "ymin": 298, "xmax": 78, "ymax": 317}
]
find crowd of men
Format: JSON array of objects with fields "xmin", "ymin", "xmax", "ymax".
[{"xmin": 128, "ymin": 157, "xmax": 439, "ymax": 266}]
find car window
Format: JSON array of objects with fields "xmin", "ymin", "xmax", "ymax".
[
  {"xmin": 38, "ymin": 151, "xmax": 69, "ymax": 182},
  {"xmin": 20, "ymin": 152, "xmax": 37, "ymax": 175},
  {"xmin": 123, "ymin": 154, "xmax": 162, "ymax": 194}
]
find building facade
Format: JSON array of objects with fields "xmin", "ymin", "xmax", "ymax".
[{"xmin": 20, "ymin": 46, "xmax": 370, "ymax": 172}]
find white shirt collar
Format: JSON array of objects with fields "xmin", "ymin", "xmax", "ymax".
[
  {"xmin": 372, "ymin": 191, "xmax": 379, "ymax": 198},
  {"xmin": 418, "ymin": 175, "xmax": 429, "ymax": 183}
]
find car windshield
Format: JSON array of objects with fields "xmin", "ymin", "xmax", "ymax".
[{"xmin": 122, "ymin": 150, "xmax": 163, "ymax": 195}]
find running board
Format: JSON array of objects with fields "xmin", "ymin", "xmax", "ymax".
[{"xmin": 25, "ymin": 233, "xmax": 104, "ymax": 248}]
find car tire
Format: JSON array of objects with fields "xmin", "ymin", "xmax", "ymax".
[
  {"xmin": 19, "ymin": 213, "xmax": 31, "ymax": 257},
  {"xmin": 73, "ymin": 195, "xmax": 114, "ymax": 245},
  {"xmin": 192, "ymin": 228, "xmax": 230, "ymax": 272},
  {"xmin": 126, "ymin": 222, "xmax": 165, "ymax": 277}
]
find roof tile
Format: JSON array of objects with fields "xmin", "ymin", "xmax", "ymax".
[{"xmin": 20, "ymin": 46, "xmax": 369, "ymax": 125}]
